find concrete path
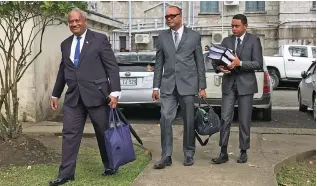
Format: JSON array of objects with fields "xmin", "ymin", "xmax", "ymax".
[{"xmin": 23, "ymin": 122, "xmax": 316, "ymax": 186}]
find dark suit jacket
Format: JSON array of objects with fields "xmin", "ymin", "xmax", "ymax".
[
  {"xmin": 212, "ymin": 32, "xmax": 263, "ymax": 95},
  {"xmin": 153, "ymin": 26, "xmax": 207, "ymax": 95},
  {"xmin": 52, "ymin": 29, "xmax": 120, "ymax": 107}
]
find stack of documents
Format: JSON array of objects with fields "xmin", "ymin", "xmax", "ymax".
[{"xmin": 208, "ymin": 44, "xmax": 235, "ymax": 66}]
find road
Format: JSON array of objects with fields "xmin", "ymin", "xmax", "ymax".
[{"xmin": 120, "ymin": 88, "xmax": 316, "ymax": 129}]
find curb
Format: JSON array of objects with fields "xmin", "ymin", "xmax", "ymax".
[
  {"xmin": 23, "ymin": 122, "xmax": 316, "ymax": 136},
  {"xmin": 273, "ymin": 149, "xmax": 316, "ymax": 185},
  {"xmin": 131, "ymin": 143, "xmax": 153, "ymax": 184}
]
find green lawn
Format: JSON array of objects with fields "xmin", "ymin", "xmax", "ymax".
[
  {"xmin": 0, "ymin": 145, "xmax": 151, "ymax": 186},
  {"xmin": 276, "ymin": 156, "xmax": 316, "ymax": 186}
]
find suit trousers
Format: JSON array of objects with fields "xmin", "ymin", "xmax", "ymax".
[
  {"xmin": 219, "ymin": 81, "xmax": 254, "ymax": 150},
  {"xmin": 58, "ymin": 96, "xmax": 110, "ymax": 178},
  {"xmin": 159, "ymin": 87, "xmax": 196, "ymax": 158}
]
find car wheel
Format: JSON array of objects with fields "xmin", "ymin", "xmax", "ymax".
[
  {"xmin": 313, "ymin": 96, "xmax": 316, "ymax": 121},
  {"xmin": 268, "ymin": 70, "xmax": 279, "ymax": 90},
  {"xmin": 298, "ymin": 90, "xmax": 308, "ymax": 112},
  {"xmin": 261, "ymin": 104, "xmax": 272, "ymax": 121}
]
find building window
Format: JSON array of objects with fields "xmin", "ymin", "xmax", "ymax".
[
  {"xmin": 313, "ymin": 1, "xmax": 316, "ymax": 10},
  {"xmin": 119, "ymin": 36, "xmax": 126, "ymax": 50},
  {"xmin": 200, "ymin": 1, "xmax": 219, "ymax": 13},
  {"xmin": 152, "ymin": 36, "xmax": 158, "ymax": 49},
  {"xmin": 245, "ymin": 1, "xmax": 265, "ymax": 12}
]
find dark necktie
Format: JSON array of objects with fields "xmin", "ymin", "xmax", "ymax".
[
  {"xmin": 236, "ymin": 37, "xmax": 241, "ymax": 57},
  {"xmin": 74, "ymin": 36, "xmax": 82, "ymax": 68},
  {"xmin": 174, "ymin": 31, "xmax": 179, "ymax": 49}
]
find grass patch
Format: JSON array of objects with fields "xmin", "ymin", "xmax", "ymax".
[
  {"xmin": 0, "ymin": 145, "xmax": 151, "ymax": 186},
  {"xmin": 276, "ymin": 155, "xmax": 316, "ymax": 186}
]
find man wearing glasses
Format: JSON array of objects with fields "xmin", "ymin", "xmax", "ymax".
[{"xmin": 152, "ymin": 6, "xmax": 207, "ymax": 169}]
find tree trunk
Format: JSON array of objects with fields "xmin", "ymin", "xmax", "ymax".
[
  {"xmin": 10, "ymin": 81, "xmax": 21, "ymax": 139},
  {"xmin": 0, "ymin": 84, "xmax": 21, "ymax": 141}
]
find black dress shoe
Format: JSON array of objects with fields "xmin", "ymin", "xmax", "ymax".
[
  {"xmin": 184, "ymin": 157, "xmax": 194, "ymax": 166},
  {"xmin": 153, "ymin": 156, "xmax": 172, "ymax": 169},
  {"xmin": 49, "ymin": 176, "xmax": 74, "ymax": 186},
  {"xmin": 237, "ymin": 152, "xmax": 248, "ymax": 163},
  {"xmin": 211, "ymin": 153, "xmax": 229, "ymax": 164},
  {"xmin": 102, "ymin": 168, "xmax": 117, "ymax": 176}
]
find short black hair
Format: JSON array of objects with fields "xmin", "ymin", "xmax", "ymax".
[
  {"xmin": 167, "ymin": 5, "xmax": 182, "ymax": 15},
  {"xmin": 233, "ymin": 14, "xmax": 247, "ymax": 24}
]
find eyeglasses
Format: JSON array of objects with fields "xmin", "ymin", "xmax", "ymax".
[{"xmin": 165, "ymin": 14, "xmax": 180, "ymax": 20}]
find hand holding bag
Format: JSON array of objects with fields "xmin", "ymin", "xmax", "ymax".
[
  {"xmin": 104, "ymin": 108, "xmax": 136, "ymax": 170},
  {"xmin": 195, "ymin": 98, "xmax": 221, "ymax": 146}
]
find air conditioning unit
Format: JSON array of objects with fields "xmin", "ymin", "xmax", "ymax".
[
  {"xmin": 87, "ymin": 1, "xmax": 97, "ymax": 11},
  {"xmin": 224, "ymin": 1, "xmax": 239, "ymax": 6},
  {"xmin": 212, "ymin": 31, "xmax": 229, "ymax": 44},
  {"xmin": 135, "ymin": 34, "xmax": 150, "ymax": 44}
]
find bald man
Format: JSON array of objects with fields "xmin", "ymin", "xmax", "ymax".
[
  {"xmin": 49, "ymin": 8, "xmax": 121, "ymax": 186},
  {"xmin": 152, "ymin": 6, "xmax": 206, "ymax": 169}
]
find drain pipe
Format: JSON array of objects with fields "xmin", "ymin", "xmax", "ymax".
[
  {"xmin": 221, "ymin": 1, "xmax": 224, "ymax": 34},
  {"xmin": 192, "ymin": 1, "xmax": 194, "ymax": 26},
  {"xmin": 182, "ymin": 1, "xmax": 184, "ymax": 23},
  {"xmin": 187, "ymin": 1, "xmax": 191, "ymax": 26},
  {"xmin": 128, "ymin": 0, "xmax": 132, "ymax": 51},
  {"xmin": 163, "ymin": 1, "xmax": 166, "ymax": 28}
]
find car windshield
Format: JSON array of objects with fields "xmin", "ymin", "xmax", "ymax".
[{"xmin": 115, "ymin": 53, "xmax": 156, "ymax": 72}]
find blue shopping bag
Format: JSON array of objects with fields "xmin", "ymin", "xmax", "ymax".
[{"xmin": 104, "ymin": 108, "xmax": 136, "ymax": 170}]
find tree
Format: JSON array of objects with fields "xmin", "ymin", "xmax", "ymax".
[{"xmin": 0, "ymin": 1, "xmax": 88, "ymax": 141}]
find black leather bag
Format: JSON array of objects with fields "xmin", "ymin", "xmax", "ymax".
[{"xmin": 195, "ymin": 98, "xmax": 221, "ymax": 146}]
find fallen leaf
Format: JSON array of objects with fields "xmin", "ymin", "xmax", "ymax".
[
  {"xmin": 27, "ymin": 166, "xmax": 31, "ymax": 170},
  {"xmin": 144, "ymin": 149, "xmax": 151, "ymax": 155},
  {"xmin": 228, "ymin": 152, "xmax": 234, "ymax": 155},
  {"xmin": 309, "ymin": 161, "xmax": 314, "ymax": 165},
  {"xmin": 261, "ymin": 137, "xmax": 267, "ymax": 141},
  {"xmin": 291, "ymin": 167, "xmax": 295, "ymax": 170},
  {"xmin": 157, "ymin": 124, "xmax": 160, "ymax": 127},
  {"xmin": 58, "ymin": 136, "xmax": 62, "ymax": 139},
  {"xmin": 204, "ymin": 150, "xmax": 211, "ymax": 153},
  {"xmin": 280, "ymin": 184, "xmax": 293, "ymax": 186},
  {"xmin": 248, "ymin": 164, "xmax": 259, "ymax": 168},
  {"xmin": 307, "ymin": 180, "xmax": 310, "ymax": 183}
]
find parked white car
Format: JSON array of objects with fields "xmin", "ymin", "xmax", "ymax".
[
  {"xmin": 202, "ymin": 52, "xmax": 273, "ymax": 121},
  {"xmin": 298, "ymin": 61, "xmax": 316, "ymax": 121},
  {"xmin": 264, "ymin": 45, "xmax": 316, "ymax": 89},
  {"xmin": 115, "ymin": 51, "xmax": 159, "ymax": 108}
]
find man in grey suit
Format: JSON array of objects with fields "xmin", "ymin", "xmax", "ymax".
[
  {"xmin": 152, "ymin": 6, "xmax": 207, "ymax": 169},
  {"xmin": 49, "ymin": 8, "xmax": 121, "ymax": 186},
  {"xmin": 211, "ymin": 14, "xmax": 263, "ymax": 164}
]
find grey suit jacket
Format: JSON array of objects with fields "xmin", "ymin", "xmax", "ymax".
[
  {"xmin": 153, "ymin": 26, "xmax": 207, "ymax": 95},
  {"xmin": 212, "ymin": 32, "xmax": 263, "ymax": 95},
  {"xmin": 52, "ymin": 29, "xmax": 121, "ymax": 107}
]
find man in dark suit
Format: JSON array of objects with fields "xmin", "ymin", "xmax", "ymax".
[
  {"xmin": 152, "ymin": 6, "xmax": 207, "ymax": 169},
  {"xmin": 211, "ymin": 14, "xmax": 263, "ymax": 164},
  {"xmin": 49, "ymin": 8, "xmax": 121, "ymax": 186}
]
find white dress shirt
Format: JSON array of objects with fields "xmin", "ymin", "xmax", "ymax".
[
  {"xmin": 172, "ymin": 25, "xmax": 184, "ymax": 44},
  {"xmin": 235, "ymin": 31, "xmax": 246, "ymax": 51},
  {"xmin": 52, "ymin": 29, "xmax": 121, "ymax": 99},
  {"xmin": 235, "ymin": 31, "xmax": 246, "ymax": 66},
  {"xmin": 153, "ymin": 25, "xmax": 185, "ymax": 91}
]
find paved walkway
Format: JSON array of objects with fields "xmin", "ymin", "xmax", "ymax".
[{"xmin": 23, "ymin": 122, "xmax": 316, "ymax": 186}]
